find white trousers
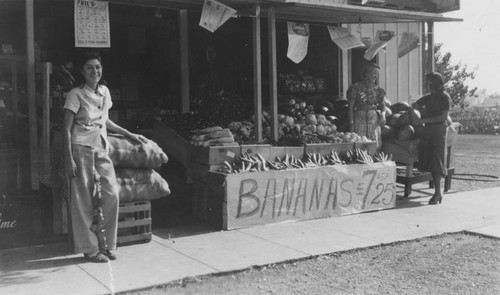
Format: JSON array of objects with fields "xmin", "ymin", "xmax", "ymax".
[{"xmin": 70, "ymin": 144, "xmax": 119, "ymax": 254}]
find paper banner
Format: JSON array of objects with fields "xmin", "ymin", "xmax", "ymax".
[
  {"xmin": 398, "ymin": 32, "xmax": 420, "ymax": 58},
  {"xmin": 199, "ymin": 0, "xmax": 237, "ymax": 33},
  {"xmin": 287, "ymin": 22, "xmax": 310, "ymax": 64},
  {"xmin": 327, "ymin": 26, "xmax": 365, "ymax": 50},
  {"xmin": 364, "ymin": 30, "xmax": 394, "ymax": 61},
  {"xmin": 74, "ymin": 0, "xmax": 110, "ymax": 48}
]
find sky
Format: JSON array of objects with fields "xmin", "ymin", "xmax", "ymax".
[{"xmin": 434, "ymin": 0, "xmax": 500, "ymax": 95}]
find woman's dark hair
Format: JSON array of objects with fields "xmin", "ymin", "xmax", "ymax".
[
  {"xmin": 75, "ymin": 50, "xmax": 106, "ymax": 87},
  {"xmin": 426, "ymin": 72, "xmax": 445, "ymax": 92}
]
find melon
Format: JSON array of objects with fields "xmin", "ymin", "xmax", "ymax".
[
  {"xmin": 386, "ymin": 113, "xmax": 401, "ymax": 127},
  {"xmin": 389, "ymin": 101, "xmax": 410, "ymax": 114},
  {"xmin": 397, "ymin": 124, "xmax": 415, "ymax": 141},
  {"xmin": 381, "ymin": 125, "xmax": 395, "ymax": 140},
  {"xmin": 384, "ymin": 106, "xmax": 393, "ymax": 117},
  {"xmin": 414, "ymin": 125, "xmax": 424, "ymax": 138}
]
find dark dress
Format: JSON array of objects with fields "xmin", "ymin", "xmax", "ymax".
[{"xmin": 415, "ymin": 91, "xmax": 451, "ymax": 176}]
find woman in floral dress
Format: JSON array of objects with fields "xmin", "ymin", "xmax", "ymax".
[{"xmin": 346, "ymin": 63, "xmax": 387, "ymax": 149}]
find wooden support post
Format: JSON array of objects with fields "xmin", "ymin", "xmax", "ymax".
[
  {"xmin": 41, "ymin": 62, "xmax": 52, "ymax": 186},
  {"xmin": 26, "ymin": 0, "xmax": 39, "ymax": 190},
  {"xmin": 11, "ymin": 62, "xmax": 18, "ymax": 145},
  {"xmin": 427, "ymin": 21, "xmax": 435, "ymax": 73},
  {"xmin": 268, "ymin": 7, "xmax": 278, "ymax": 143},
  {"xmin": 179, "ymin": 9, "xmax": 190, "ymax": 114},
  {"xmin": 253, "ymin": 5, "xmax": 263, "ymax": 142}
]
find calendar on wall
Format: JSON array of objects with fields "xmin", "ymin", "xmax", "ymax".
[{"xmin": 74, "ymin": 0, "xmax": 110, "ymax": 48}]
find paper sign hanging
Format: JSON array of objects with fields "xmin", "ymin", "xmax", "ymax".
[
  {"xmin": 199, "ymin": 0, "xmax": 237, "ymax": 33},
  {"xmin": 364, "ymin": 30, "xmax": 394, "ymax": 61},
  {"xmin": 327, "ymin": 26, "xmax": 365, "ymax": 50},
  {"xmin": 74, "ymin": 0, "xmax": 110, "ymax": 48},
  {"xmin": 398, "ymin": 32, "xmax": 420, "ymax": 58},
  {"xmin": 287, "ymin": 22, "xmax": 310, "ymax": 64}
]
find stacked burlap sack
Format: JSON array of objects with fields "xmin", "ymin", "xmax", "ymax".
[{"xmin": 108, "ymin": 134, "xmax": 170, "ymax": 203}]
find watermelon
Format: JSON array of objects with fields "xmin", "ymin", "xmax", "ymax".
[
  {"xmin": 381, "ymin": 125, "xmax": 395, "ymax": 140},
  {"xmin": 414, "ymin": 125, "xmax": 424, "ymax": 138},
  {"xmin": 396, "ymin": 108, "xmax": 422, "ymax": 126},
  {"xmin": 397, "ymin": 124, "xmax": 415, "ymax": 141},
  {"xmin": 384, "ymin": 106, "xmax": 393, "ymax": 117},
  {"xmin": 389, "ymin": 102, "xmax": 410, "ymax": 114},
  {"xmin": 386, "ymin": 113, "xmax": 401, "ymax": 127}
]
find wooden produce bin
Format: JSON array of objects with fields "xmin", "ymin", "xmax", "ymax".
[
  {"xmin": 382, "ymin": 127, "xmax": 457, "ymax": 197},
  {"xmin": 354, "ymin": 141, "xmax": 378, "ymax": 156},
  {"xmin": 153, "ymin": 119, "xmax": 190, "ymax": 169},
  {"xmin": 269, "ymin": 146, "xmax": 305, "ymax": 161},
  {"xmin": 207, "ymin": 162, "xmax": 397, "ymax": 230},
  {"xmin": 304, "ymin": 142, "xmax": 354, "ymax": 157},
  {"xmin": 189, "ymin": 144, "xmax": 241, "ymax": 220}
]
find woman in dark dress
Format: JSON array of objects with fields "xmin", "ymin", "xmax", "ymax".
[{"xmin": 412, "ymin": 72, "xmax": 451, "ymax": 205}]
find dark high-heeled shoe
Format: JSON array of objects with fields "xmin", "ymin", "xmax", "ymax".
[{"xmin": 428, "ymin": 195, "xmax": 442, "ymax": 205}]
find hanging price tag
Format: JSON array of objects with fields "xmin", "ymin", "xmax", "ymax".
[
  {"xmin": 287, "ymin": 22, "xmax": 310, "ymax": 64},
  {"xmin": 398, "ymin": 32, "xmax": 420, "ymax": 58}
]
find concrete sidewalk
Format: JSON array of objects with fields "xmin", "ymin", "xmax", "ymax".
[{"xmin": 1, "ymin": 185, "xmax": 499, "ymax": 295}]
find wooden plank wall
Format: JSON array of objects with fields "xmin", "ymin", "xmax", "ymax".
[{"xmin": 346, "ymin": 22, "xmax": 423, "ymax": 105}]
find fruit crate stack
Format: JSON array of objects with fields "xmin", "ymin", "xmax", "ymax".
[{"xmin": 117, "ymin": 201, "xmax": 152, "ymax": 245}]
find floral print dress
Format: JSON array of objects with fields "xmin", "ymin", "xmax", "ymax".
[{"xmin": 346, "ymin": 82, "xmax": 386, "ymax": 148}]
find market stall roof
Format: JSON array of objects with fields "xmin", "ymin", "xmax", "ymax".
[{"xmin": 106, "ymin": 0, "xmax": 462, "ymax": 24}]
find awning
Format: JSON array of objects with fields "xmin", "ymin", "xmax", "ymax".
[{"xmin": 107, "ymin": 0, "xmax": 462, "ymax": 24}]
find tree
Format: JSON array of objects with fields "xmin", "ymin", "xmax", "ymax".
[{"xmin": 434, "ymin": 43, "xmax": 477, "ymax": 109}]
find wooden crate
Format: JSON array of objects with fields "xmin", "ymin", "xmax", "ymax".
[
  {"xmin": 117, "ymin": 201, "xmax": 152, "ymax": 245},
  {"xmin": 269, "ymin": 146, "xmax": 305, "ymax": 161},
  {"xmin": 207, "ymin": 162, "xmax": 397, "ymax": 230},
  {"xmin": 190, "ymin": 144, "xmax": 241, "ymax": 166},
  {"xmin": 354, "ymin": 141, "xmax": 377, "ymax": 156},
  {"xmin": 304, "ymin": 142, "xmax": 354, "ymax": 157},
  {"xmin": 240, "ymin": 144, "xmax": 272, "ymax": 160},
  {"xmin": 153, "ymin": 119, "xmax": 190, "ymax": 169}
]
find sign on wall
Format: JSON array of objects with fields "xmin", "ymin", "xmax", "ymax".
[
  {"xmin": 199, "ymin": 0, "xmax": 237, "ymax": 33},
  {"xmin": 287, "ymin": 22, "xmax": 310, "ymax": 64},
  {"xmin": 74, "ymin": 0, "xmax": 111, "ymax": 48},
  {"xmin": 223, "ymin": 162, "xmax": 396, "ymax": 229}
]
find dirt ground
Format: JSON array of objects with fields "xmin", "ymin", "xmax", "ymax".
[{"xmin": 127, "ymin": 134, "xmax": 500, "ymax": 295}]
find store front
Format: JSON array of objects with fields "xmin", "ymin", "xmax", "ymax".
[{"xmin": 0, "ymin": 0, "xmax": 460, "ymax": 248}]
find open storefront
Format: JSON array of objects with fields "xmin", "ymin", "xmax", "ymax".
[{"xmin": 0, "ymin": 0, "xmax": 460, "ymax": 248}]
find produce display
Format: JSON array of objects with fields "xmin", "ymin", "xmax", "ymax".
[
  {"xmin": 218, "ymin": 149, "xmax": 392, "ymax": 174},
  {"xmin": 190, "ymin": 126, "xmax": 237, "ymax": 147},
  {"xmin": 279, "ymin": 72, "xmax": 326, "ymax": 93}
]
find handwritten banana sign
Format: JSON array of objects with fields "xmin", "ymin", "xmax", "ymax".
[{"xmin": 222, "ymin": 162, "xmax": 396, "ymax": 229}]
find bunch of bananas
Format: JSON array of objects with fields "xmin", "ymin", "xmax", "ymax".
[
  {"xmin": 344, "ymin": 148, "xmax": 374, "ymax": 164},
  {"xmin": 373, "ymin": 151, "xmax": 392, "ymax": 163}
]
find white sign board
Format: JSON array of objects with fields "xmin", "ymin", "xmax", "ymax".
[
  {"xmin": 199, "ymin": 0, "xmax": 237, "ymax": 33},
  {"xmin": 222, "ymin": 162, "xmax": 396, "ymax": 230},
  {"xmin": 398, "ymin": 32, "xmax": 420, "ymax": 58},
  {"xmin": 74, "ymin": 0, "xmax": 110, "ymax": 48},
  {"xmin": 364, "ymin": 30, "xmax": 394, "ymax": 60},
  {"xmin": 287, "ymin": 22, "xmax": 310, "ymax": 64},
  {"xmin": 327, "ymin": 26, "xmax": 365, "ymax": 50}
]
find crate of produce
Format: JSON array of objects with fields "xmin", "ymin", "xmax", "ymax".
[
  {"xmin": 304, "ymin": 142, "xmax": 354, "ymax": 157},
  {"xmin": 269, "ymin": 146, "xmax": 305, "ymax": 161},
  {"xmin": 117, "ymin": 200, "xmax": 152, "ymax": 245},
  {"xmin": 190, "ymin": 144, "xmax": 241, "ymax": 166},
  {"xmin": 240, "ymin": 144, "xmax": 272, "ymax": 160},
  {"xmin": 207, "ymin": 161, "xmax": 396, "ymax": 230},
  {"xmin": 354, "ymin": 141, "xmax": 377, "ymax": 156}
]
